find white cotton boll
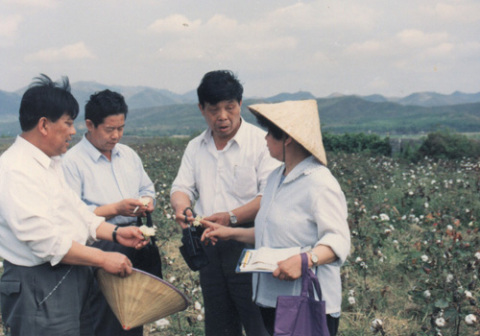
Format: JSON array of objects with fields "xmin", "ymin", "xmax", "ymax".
[
  {"xmin": 464, "ymin": 290, "xmax": 473, "ymax": 299},
  {"xmin": 348, "ymin": 296, "xmax": 356, "ymax": 305},
  {"xmin": 355, "ymin": 257, "xmax": 363, "ymax": 263},
  {"xmin": 139, "ymin": 225, "xmax": 156, "ymax": 237},
  {"xmin": 155, "ymin": 318, "xmax": 170, "ymax": 329},
  {"xmin": 423, "ymin": 290, "xmax": 431, "ymax": 298},
  {"xmin": 421, "ymin": 255, "xmax": 429, "ymax": 262},
  {"xmin": 435, "ymin": 317, "xmax": 446, "ymax": 328},
  {"xmin": 446, "ymin": 225, "xmax": 453, "ymax": 231},
  {"xmin": 465, "ymin": 314, "xmax": 477, "ymax": 325},
  {"xmin": 475, "ymin": 252, "xmax": 480, "ymax": 260},
  {"xmin": 446, "ymin": 274, "xmax": 454, "ymax": 283},
  {"xmin": 370, "ymin": 319, "xmax": 383, "ymax": 331},
  {"xmin": 197, "ymin": 314, "xmax": 204, "ymax": 321},
  {"xmin": 166, "ymin": 213, "xmax": 172, "ymax": 219},
  {"xmin": 169, "ymin": 276, "xmax": 176, "ymax": 282},
  {"xmin": 379, "ymin": 213, "xmax": 390, "ymax": 221},
  {"xmin": 194, "ymin": 301, "xmax": 202, "ymax": 310}
]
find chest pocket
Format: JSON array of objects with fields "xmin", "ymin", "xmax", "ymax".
[{"xmin": 233, "ymin": 166, "xmax": 258, "ymax": 198}]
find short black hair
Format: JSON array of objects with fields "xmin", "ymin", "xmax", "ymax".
[
  {"xmin": 19, "ymin": 74, "xmax": 79, "ymax": 132},
  {"xmin": 84, "ymin": 89, "xmax": 128, "ymax": 127},
  {"xmin": 197, "ymin": 70, "xmax": 243, "ymax": 107},
  {"xmin": 255, "ymin": 114, "xmax": 285, "ymax": 140}
]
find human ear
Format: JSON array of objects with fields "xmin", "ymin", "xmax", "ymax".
[{"xmin": 38, "ymin": 117, "xmax": 49, "ymax": 136}]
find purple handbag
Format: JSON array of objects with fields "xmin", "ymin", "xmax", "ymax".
[{"xmin": 274, "ymin": 253, "xmax": 330, "ymax": 336}]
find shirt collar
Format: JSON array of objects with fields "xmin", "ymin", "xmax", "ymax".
[
  {"xmin": 80, "ymin": 134, "xmax": 120, "ymax": 162},
  {"xmin": 201, "ymin": 117, "xmax": 247, "ymax": 149},
  {"xmin": 16, "ymin": 135, "xmax": 55, "ymax": 169},
  {"xmin": 283, "ymin": 155, "xmax": 321, "ymax": 184}
]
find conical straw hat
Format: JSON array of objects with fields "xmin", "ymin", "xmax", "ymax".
[
  {"xmin": 96, "ymin": 268, "xmax": 189, "ymax": 330},
  {"xmin": 248, "ymin": 99, "xmax": 327, "ymax": 166}
]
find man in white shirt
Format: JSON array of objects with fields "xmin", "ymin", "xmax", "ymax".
[
  {"xmin": 170, "ymin": 70, "xmax": 279, "ymax": 336},
  {"xmin": 63, "ymin": 89, "xmax": 158, "ymax": 336},
  {"xmin": 0, "ymin": 74, "xmax": 147, "ymax": 336}
]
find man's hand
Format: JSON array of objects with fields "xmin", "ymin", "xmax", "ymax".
[
  {"xmin": 115, "ymin": 198, "xmax": 148, "ymax": 217},
  {"xmin": 101, "ymin": 251, "xmax": 134, "ymax": 277},
  {"xmin": 116, "ymin": 226, "xmax": 149, "ymax": 249},
  {"xmin": 174, "ymin": 207, "xmax": 196, "ymax": 229},
  {"xmin": 203, "ymin": 212, "xmax": 230, "ymax": 226}
]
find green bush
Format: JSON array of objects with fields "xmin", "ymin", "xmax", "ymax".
[
  {"xmin": 416, "ymin": 129, "xmax": 480, "ymax": 160},
  {"xmin": 323, "ymin": 132, "xmax": 392, "ymax": 156}
]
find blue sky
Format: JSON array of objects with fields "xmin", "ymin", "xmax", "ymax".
[{"xmin": 1, "ymin": 0, "xmax": 479, "ymax": 97}]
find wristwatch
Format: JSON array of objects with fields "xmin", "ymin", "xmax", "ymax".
[
  {"xmin": 309, "ymin": 251, "xmax": 320, "ymax": 267},
  {"xmin": 228, "ymin": 211, "xmax": 238, "ymax": 226}
]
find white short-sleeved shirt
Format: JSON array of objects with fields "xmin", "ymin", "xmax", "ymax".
[{"xmin": 171, "ymin": 119, "xmax": 280, "ymax": 216}]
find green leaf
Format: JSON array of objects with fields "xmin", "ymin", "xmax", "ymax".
[{"xmin": 434, "ymin": 298, "xmax": 450, "ymax": 309}]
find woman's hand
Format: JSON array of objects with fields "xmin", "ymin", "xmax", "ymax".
[
  {"xmin": 273, "ymin": 254, "xmax": 302, "ymax": 281},
  {"xmin": 200, "ymin": 219, "xmax": 233, "ymax": 245}
]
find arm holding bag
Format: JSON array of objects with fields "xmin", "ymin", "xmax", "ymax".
[{"xmin": 274, "ymin": 252, "xmax": 330, "ymax": 336}]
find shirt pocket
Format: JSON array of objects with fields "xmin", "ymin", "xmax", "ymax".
[
  {"xmin": 233, "ymin": 166, "xmax": 258, "ymax": 198},
  {"xmin": 0, "ymin": 280, "xmax": 21, "ymax": 296}
]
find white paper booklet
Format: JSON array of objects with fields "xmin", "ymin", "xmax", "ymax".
[{"xmin": 236, "ymin": 246, "xmax": 301, "ymax": 273}]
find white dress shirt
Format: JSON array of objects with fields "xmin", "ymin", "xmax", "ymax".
[
  {"xmin": 62, "ymin": 135, "xmax": 156, "ymax": 225},
  {"xmin": 171, "ymin": 119, "xmax": 280, "ymax": 216},
  {"xmin": 252, "ymin": 156, "xmax": 351, "ymax": 314},
  {"xmin": 0, "ymin": 136, "xmax": 104, "ymax": 267}
]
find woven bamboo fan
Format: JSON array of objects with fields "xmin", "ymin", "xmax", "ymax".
[{"xmin": 96, "ymin": 268, "xmax": 189, "ymax": 330}]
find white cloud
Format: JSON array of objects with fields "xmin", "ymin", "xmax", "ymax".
[
  {"xmin": 24, "ymin": 42, "xmax": 95, "ymax": 62},
  {"xmin": 147, "ymin": 14, "xmax": 202, "ymax": 33},
  {"xmin": 397, "ymin": 29, "xmax": 449, "ymax": 48},
  {"xmin": 0, "ymin": 14, "xmax": 23, "ymax": 38}
]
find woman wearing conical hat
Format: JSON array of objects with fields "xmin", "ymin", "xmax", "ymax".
[{"xmin": 201, "ymin": 100, "xmax": 351, "ymax": 336}]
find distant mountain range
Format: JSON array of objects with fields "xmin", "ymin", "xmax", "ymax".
[{"xmin": 1, "ymin": 81, "xmax": 479, "ymax": 137}]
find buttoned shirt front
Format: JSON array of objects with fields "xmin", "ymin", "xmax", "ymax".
[
  {"xmin": 252, "ymin": 156, "xmax": 351, "ymax": 314},
  {"xmin": 62, "ymin": 135, "xmax": 156, "ymax": 226},
  {"xmin": 171, "ymin": 119, "xmax": 280, "ymax": 216},
  {"xmin": 0, "ymin": 136, "xmax": 104, "ymax": 267}
]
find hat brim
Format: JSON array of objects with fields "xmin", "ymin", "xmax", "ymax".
[
  {"xmin": 248, "ymin": 100, "xmax": 327, "ymax": 166},
  {"xmin": 96, "ymin": 268, "xmax": 189, "ymax": 330}
]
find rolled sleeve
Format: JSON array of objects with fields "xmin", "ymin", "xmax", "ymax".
[
  {"xmin": 170, "ymin": 142, "xmax": 198, "ymax": 202},
  {"xmin": 313, "ymin": 182, "xmax": 351, "ymax": 265},
  {"xmin": 49, "ymin": 238, "xmax": 73, "ymax": 266}
]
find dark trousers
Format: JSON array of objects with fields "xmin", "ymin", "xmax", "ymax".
[
  {"xmin": 259, "ymin": 306, "xmax": 340, "ymax": 336},
  {"xmin": 200, "ymin": 239, "xmax": 269, "ymax": 336},
  {"xmin": 0, "ymin": 260, "xmax": 94, "ymax": 336}
]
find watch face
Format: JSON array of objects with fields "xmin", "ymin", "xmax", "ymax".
[
  {"xmin": 312, "ymin": 253, "xmax": 319, "ymax": 264},
  {"xmin": 230, "ymin": 216, "xmax": 237, "ymax": 224}
]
